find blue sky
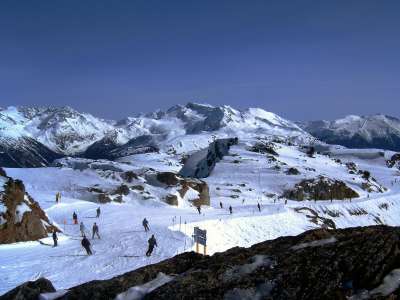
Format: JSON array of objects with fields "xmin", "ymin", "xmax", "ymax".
[{"xmin": 0, "ymin": 0, "xmax": 399, "ymax": 120}]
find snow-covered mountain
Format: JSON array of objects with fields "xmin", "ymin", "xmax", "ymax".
[
  {"xmin": 299, "ymin": 114, "xmax": 400, "ymax": 151},
  {"xmin": 0, "ymin": 103, "xmax": 311, "ymax": 166}
]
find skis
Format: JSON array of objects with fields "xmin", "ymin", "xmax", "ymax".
[
  {"xmin": 49, "ymin": 255, "xmax": 89, "ymax": 257},
  {"xmin": 118, "ymin": 255, "xmax": 141, "ymax": 258},
  {"xmin": 38, "ymin": 240, "xmax": 54, "ymax": 247}
]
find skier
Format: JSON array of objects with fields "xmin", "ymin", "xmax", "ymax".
[
  {"xmin": 257, "ymin": 202, "xmax": 261, "ymax": 212},
  {"xmin": 72, "ymin": 211, "xmax": 78, "ymax": 225},
  {"xmin": 92, "ymin": 222, "xmax": 100, "ymax": 239},
  {"xmin": 196, "ymin": 206, "xmax": 201, "ymax": 215},
  {"xmin": 81, "ymin": 235, "xmax": 92, "ymax": 255},
  {"xmin": 146, "ymin": 234, "xmax": 158, "ymax": 257},
  {"xmin": 80, "ymin": 221, "xmax": 86, "ymax": 237},
  {"xmin": 52, "ymin": 230, "xmax": 58, "ymax": 247},
  {"xmin": 96, "ymin": 207, "xmax": 101, "ymax": 218},
  {"xmin": 219, "ymin": 201, "xmax": 223, "ymax": 209},
  {"xmin": 55, "ymin": 192, "xmax": 61, "ymax": 204},
  {"xmin": 142, "ymin": 218, "xmax": 150, "ymax": 232},
  {"xmin": 229, "ymin": 206, "xmax": 233, "ymax": 215}
]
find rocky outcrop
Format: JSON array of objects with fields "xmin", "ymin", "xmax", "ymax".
[
  {"xmin": 0, "ymin": 169, "xmax": 58, "ymax": 244},
  {"xmin": 147, "ymin": 171, "xmax": 210, "ymax": 206},
  {"xmin": 283, "ymin": 176, "xmax": 359, "ymax": 201},
  {"xmin": 179, "ymin": 138, "xmax": 238, "ymax": 178},
  {"xmin": 286, "ymin": 167, "xmax": 300, "ymax": 175},
  {"xmin": 247, "ymin": 141, "xmax": 278, "ymax": 156},
  {"xmin": 0, "ymin": 278, "xmax": 55, "ymax": 300},
  {"xmin": 387, "ymin": 153, "xmax": 400, "ymax": 169},
  {"xmin": 8, "ymin": 226, "xmax": 400, "ymax": 300}
]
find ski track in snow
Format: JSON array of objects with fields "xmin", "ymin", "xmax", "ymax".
[{"xmin": 1, "ymin": 141, "xmax": 400, "ymax": 294}]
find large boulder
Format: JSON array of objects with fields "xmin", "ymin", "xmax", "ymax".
[
  {"xmin": 147, "ymin": 171, "xmax": 210, "ymax": 206},
  {"xmin": 10, "ymin": 226, "xmax": 400, "ymax": 300},
  {"xmin": 0, "ymin": 278, "xmax": 55, "ymax": 300},
  {"xmin": 283, "ymin": 176, "xmax": 359, "ymax": 201},
  {"xmin": 0, "ymin": 169, "xmax": 58, "ymax": 244}
]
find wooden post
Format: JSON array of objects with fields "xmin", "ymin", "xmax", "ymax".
[
  {"xmin": 196, "ymin": 242, "xmax": 199, "ymax": 253},
  {"xmin": 204, "ymin": 245, "xmax": 207, "ymax": 255}
]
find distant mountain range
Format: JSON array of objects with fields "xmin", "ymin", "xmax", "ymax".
[
  {"xmin": 1, "ymin": 104, "xmax": 399, "ymax": 168},
  {"xmin": 0, "ymin": 103, "xmax": 309, "ymax": 167},
  {"xmin": 298, "ymin": 114, "xmax": 400, "ymax": 151}
]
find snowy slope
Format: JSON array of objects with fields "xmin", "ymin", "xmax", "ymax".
[
  {"xmin": 1, "ymin": 134, "xmax": 400, "ymax": 294},
  {"xmin": 299, "ymin": 114, "xmax": 400, "ymax": 151}
]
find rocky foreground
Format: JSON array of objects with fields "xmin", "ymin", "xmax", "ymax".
[{"xmin": 3, "ymin": 225, "xmax": 400, "ymax": 300}]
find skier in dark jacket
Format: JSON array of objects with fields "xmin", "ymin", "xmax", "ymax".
[
  {"xmin": 257, "ymin": 203, "xmax": 261, "ymax": 212},
  {"xmin": 81, "ymin": 235, "xmax": 92, "ymax": 255},
  {"xmin": 219, "ymin": 201, "xmax": 223, "ymax": 209},
  {"xmin": 52, "ymin": 230, "xmax": 58, "ymax": 247},
  {"xmin": 196, "ymin": 206, "xmax": 201, "ymax": 215},
  {"xmin": 96, "ymin": 207, "xmax": 101, "ymax": 218},
  {"xmin": 72, "ymin": 211, "xmax": 78, "ymax": 225},
  {"xmin": 142, "ymin": 218, "xmax": 150, "ymax": 232},
  {"xmin": 229, "ymin": 206, "xmax": 233, "ymax": 215},
  {"xmin": 92, "ymin": 222, "xmax": 100, "ymax": 239},
  {"xmin": 146, "ymin": 235, "xmax": 158, "ymax": 257}
]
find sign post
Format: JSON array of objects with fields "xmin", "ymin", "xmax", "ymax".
[{"xmin": 193, "ymin": 227, "xmax": 207, "ymax": 255}]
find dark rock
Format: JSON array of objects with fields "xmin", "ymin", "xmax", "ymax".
[
  {"xmin": 387, "ymin": 153, "xmax": 400, "ymax": 169},
  {"xmin": 178, "ymin": 178, "xmax": 210, "ymax": 206},
  {"xmin": 248, "ymin": 142, "xmax": 278, "ymax": 156},
  {"xmin": 156, "ymin": 172, "xmax": 180, "ymax": 186},
  {"xmin": 14, "ymin": 226, "xmax": 400, "ymax": 300},
  {"xmin": 0, "ymin": 177, "xmax": 59, "ymax": 244},
  {"xmin": 0, "ymin": 277, "xmax": 55, "ymax": 300},
  {"xmin": 55, "ymin": 252, "xmax": 203, "ymax": 300},
  {"xmin": 97, "ymin": 193, "xmax": 112, "ymax": 203},
  {"xmin": 112, "ymin": 184, "xmax": 130, "ymax": 196},
  {"xmin": 283, "ymin": 176, "xmax": 359, "ymax": 201},
  {"xmin": 286, "ymin": 167, "xmax": 300, "ymax": 175},
  {"xmin": 121, "ymin": 171, "xmax": 138, "ymax": 183},
  {"xmin": 130, "ymin": 185, "xmax": 145, "ymax": 191},
  {"xmin": 165, "ymin": 194, "xmax": 178, "ymax": 206}
]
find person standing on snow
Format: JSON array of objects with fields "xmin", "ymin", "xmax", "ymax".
[
  {"xmin": 52, "ymin": 230, "xmax": 58, "ymax": 247},
  {"xmin": 257, "ymin": 203, "xmax": 261, "ymax": 212},
  {"xmin": 80, "ymin": 221, "xmax": 87, "ymax": 237},
  {"xmin": 81, "ymin": 235, "xmax": 92, "ymax": 255},
  {"xmin": 196, "ymin": 206, "xmax": 201, "ymax": 215},
  {"xmin": 219, "ymin": 201, "xmax": 223, "ymax": 209},
  {"xmin": 55, "ymin": 192, "xmax": 61, "ymax": 204},
  {"xmin": 146, "ymin": 234, "xmax": 158, "ymax": 257},
  {"xmin": 142, "ymin": 218, "xmax": 150, "ymax": 232},
  {"xmin": 96, "ymin": 207, "xmax": 101, "ymax": 218},
  {"xmin": 72, "ymin": 211, "xmax": 78, "ymax": 225},
  {"xmin": 92, "ymin": 222, "xmax": 100, "ymax": 239},
  {"xmin": 229, "ymin": 206, "xmax": 233, "ymax": 215}
]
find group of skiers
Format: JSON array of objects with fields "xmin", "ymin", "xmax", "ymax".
[{"xmin": 52, "ymin": 208, "xmax": 157, "ymax": 257}]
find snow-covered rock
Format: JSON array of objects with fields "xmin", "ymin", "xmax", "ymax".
[{"xmin": 0, "ymin": 168, "xmax": 58, "ymax": 244}]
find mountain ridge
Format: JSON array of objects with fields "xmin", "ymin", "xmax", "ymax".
[
  {"xmin": 0, "ymin": 103, "xmax": 311, "ymax": 167},
  {"xmin": 299, "ymin": 113, "xmax": 400, "ymax": 151}
]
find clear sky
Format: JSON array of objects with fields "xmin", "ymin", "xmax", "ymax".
[{"xmin": 0, "ymin": 0, "xmax": 399, "ymax": 121}]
